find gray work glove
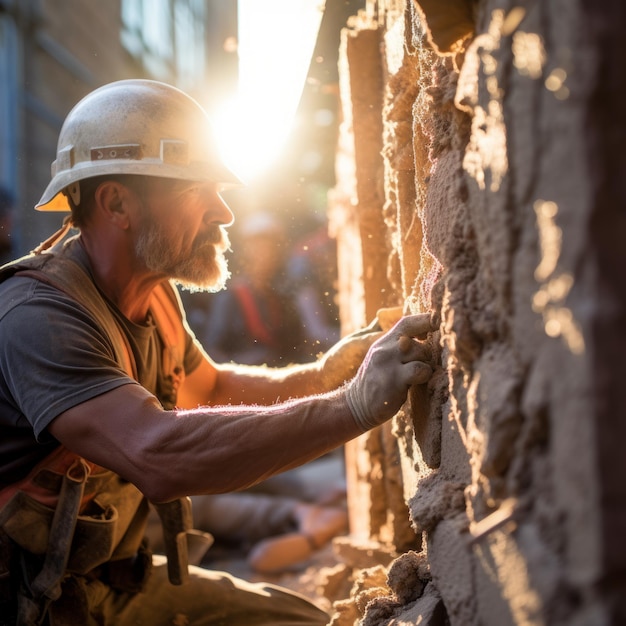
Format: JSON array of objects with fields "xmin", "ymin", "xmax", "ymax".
[
  {"xmin": 345, "ymin": 313, "xmax": 435, "ymax": 431},
  {"xmin": 321, "ymin": 307, "xmax": 410, "ymax": 391},
  {"xmin": 319, "ymin": 317, "xmax": 382, "ymax": 390},
  {"xmin": 319, "ymin": 307, "xmax": 406, "ymax": 390}
]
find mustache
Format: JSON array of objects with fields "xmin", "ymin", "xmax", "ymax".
[{"xmin": 196, "ymin": 226, "xmax": 231, "ymax": 251}]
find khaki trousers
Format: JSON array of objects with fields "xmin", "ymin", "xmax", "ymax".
[{"xmin": 84, "ymin": 555, "xmax": 329, "ymax": 626}]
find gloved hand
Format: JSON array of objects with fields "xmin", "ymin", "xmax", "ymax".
[
  {"xmin": 319, "ymin": 307, "xmax": 404, "ymax": 390},
  {"xmin": 345, "ymin": 313, "xmax": 435, "ymax": 431}
]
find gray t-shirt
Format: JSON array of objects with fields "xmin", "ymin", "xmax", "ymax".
[{"xmin": 0, "ymin": 245, "xmax": 203, "ymax": 487}]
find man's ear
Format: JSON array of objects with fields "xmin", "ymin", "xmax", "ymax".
[{"xmin": 93, "ymin": 181, "xmax": 134, "ymax": 229}]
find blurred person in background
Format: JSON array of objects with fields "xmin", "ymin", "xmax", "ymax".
[
  {"xmin": 288, "ymin": 221, "xmax": 341, "ymax": 360},
  {"xmin": 201, "ymin": 212, "xmax": 308, "ymax": 366}
]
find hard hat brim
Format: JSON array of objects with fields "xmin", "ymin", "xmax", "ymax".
[{"xmin": 35, "ymin": 163, "xmax": 244, "ymax": 212}]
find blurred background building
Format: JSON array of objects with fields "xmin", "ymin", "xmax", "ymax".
[{"xmin": 0, "ymin": 0, "xmax": 363, "ymax": 257}]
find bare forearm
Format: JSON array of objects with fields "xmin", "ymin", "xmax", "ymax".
[
  {"xmin": 160, "ymin": 391, "xmax": 358, "ymax": 499},
  {"xmin": 51, "ymin": 383, "xmax": 361, "ymax": 503},
  {"xmin": 183, "ymin": 324, "xmax": 378, "ymax": 408},
  {"xmin": 210, "ymin": 360, "xmax": 334, "ymax": 405}
]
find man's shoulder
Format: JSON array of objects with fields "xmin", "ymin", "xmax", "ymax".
[
  {"xmin": 0, "ymin": 242, "xmax": 107, "ymax": 322},
  {"xmin": 0, "ymin": 250, "xmax": 101, "ymax": 334},
  {"xmin": 0, "ymin": 276, "xmax": 88, "ymax": 339},
  {"xmin": 0, "ymin": 271, "xmax": 63, "ymax": 317}
]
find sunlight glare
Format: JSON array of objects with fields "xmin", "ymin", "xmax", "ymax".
[{"xmin": 213, "ymin": 0, "xmax": 324, "ymax": 184}]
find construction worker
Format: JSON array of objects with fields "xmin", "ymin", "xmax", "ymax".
[{"xmin": 0, "ymin": 79, "xmax": 435, "ymax": 626}]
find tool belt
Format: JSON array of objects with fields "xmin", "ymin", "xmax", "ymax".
[
  {"xmin": 0, "ymin": 451, "xmax": 151, "ymax": 625},
  {"xmin": 0, "ymin": 530, "xmax": 153, "ymax": 626},
  {"xmin": 0, "ymin": 448, "xmax": 211, "ymax": 625}
]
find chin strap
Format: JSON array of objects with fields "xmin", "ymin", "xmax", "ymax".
[{"xmin": 31, "ymin": 215, "xmax": 74, "ymax": 255}]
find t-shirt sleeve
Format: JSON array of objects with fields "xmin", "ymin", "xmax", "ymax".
[{"xmin": 0, "ymin": 280, "xmax": 138, "ymax": 440}]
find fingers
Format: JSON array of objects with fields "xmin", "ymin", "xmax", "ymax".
[
  {"xmin": 408, "ymin": 362, "xmax": 433, "ymax": 385},
  {"xmin": 396, "ymin": 313, "xmax": 438, "ymax": 339},
  {"xmin": 396, "ymin": 361, "xmax": 432, "ymax": 387},
  {"xmin": 394, "ymin": 314, "xmax": 435, "ymax": 383},
  {"xmin": 398, "ymin": 337, "xmax": 432, "ymax": 363},
  {"xmin": 397, "ymin": 335, "xmax": 414, "ymax": 353}
]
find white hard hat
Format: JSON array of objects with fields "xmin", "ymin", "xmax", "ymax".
[{"xmin": 36, "ymin": 79, "xmax": 241, "ymax": 211}]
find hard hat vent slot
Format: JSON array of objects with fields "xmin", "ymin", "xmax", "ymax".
[
  {"xmin": 90, "ymin": 145, "xmax": 142, "ymax": 161},
  {"xmin": 54, "ymin": 146, "xmax": 76, "ymax": 175},
  {"xmin": 161, "ymin": 140, "xmax": 188, "ymax": 165}
]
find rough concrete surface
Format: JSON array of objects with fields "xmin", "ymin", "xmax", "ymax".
[{"xmin": 323, "ymin": 0, "xmax": 626, "ymax": 624}]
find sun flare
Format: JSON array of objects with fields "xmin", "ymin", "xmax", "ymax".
[{"xmin": 212, "ymin": 0, "xmax": 324, "ymax": 184}]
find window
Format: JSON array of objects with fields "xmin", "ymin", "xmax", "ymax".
[
  {"xmin": 121, "ymin": 0, "xmax": 206, "ymax": 89},
  {"xmin": 0, "ymin": 14, "xmax": 18, "ymax": 189}
]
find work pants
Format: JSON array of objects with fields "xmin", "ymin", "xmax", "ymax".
[{"xmin": 83, "ymin": 555, "xmax": 329, "ymax": 626}]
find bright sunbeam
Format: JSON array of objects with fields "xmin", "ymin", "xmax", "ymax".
[{"xmin": 213, "ymin": 0, "xmax": 324, "ymax": 184}]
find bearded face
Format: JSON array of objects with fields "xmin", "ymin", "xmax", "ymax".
[{"xmin": 135, "ymin": 214, "xmax": 232, "ymax": 293}]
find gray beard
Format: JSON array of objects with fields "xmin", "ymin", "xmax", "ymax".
[{"xmin": 135, "ymin": 222, "xmax": 231, "ymax": 293}]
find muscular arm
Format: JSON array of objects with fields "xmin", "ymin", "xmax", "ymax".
[
  {"xmin": 48, "ymin": 313, "xmax": 434, "ymax": 504},
  {"xmin": 178, "ymin": 314, "xmax": 390, "ymax": 408},
  {"xmin": 48, "ymin": 382, "xmax": 360, "ymax": 503},
  {"xmin": 177, "ymin": 355, "xmax": 325, "ymax": 408}
]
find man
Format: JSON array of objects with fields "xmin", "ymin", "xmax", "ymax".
[{"xmin": 0, "ymin": 80, "xmax": 434, "ymax": 626}]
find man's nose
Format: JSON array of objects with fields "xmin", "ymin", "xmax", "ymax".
[{"xmin": 203, "ymin": 190, "xmax": 234, "ymax": 227}]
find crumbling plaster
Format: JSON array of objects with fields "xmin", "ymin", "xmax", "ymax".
[{"xmin": 327, "ymin": 0, "xmax": 624, "ymax": 624}]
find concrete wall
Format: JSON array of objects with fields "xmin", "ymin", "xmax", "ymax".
[{"xmin": 326, "ymin": 1, "xmax": 626, "ymax": 624}]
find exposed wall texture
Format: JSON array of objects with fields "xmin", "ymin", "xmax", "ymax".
[{"xmin": 326, "ymin": 1, "xmax": 626, "ymax": 624}]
